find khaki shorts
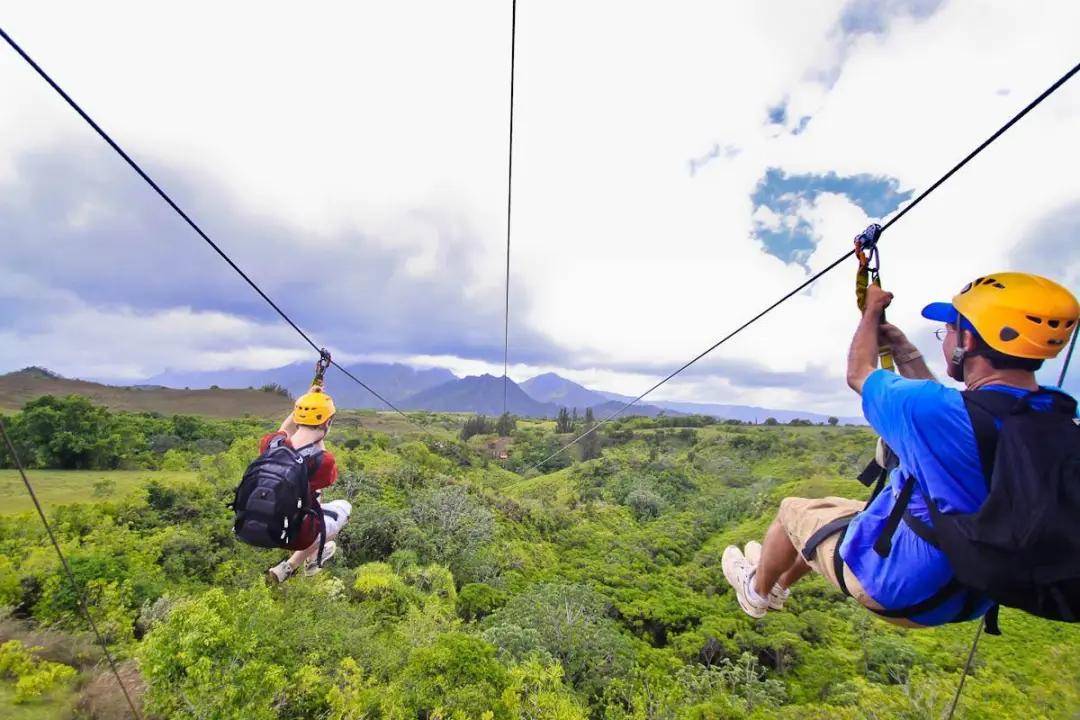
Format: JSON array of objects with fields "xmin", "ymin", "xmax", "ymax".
[{"xmin": 777, "ymin": 496, "xmax": 922, "ymax": 628}]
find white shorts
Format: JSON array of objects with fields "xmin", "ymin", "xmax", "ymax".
[{"xmin": 320, "ymin": 499, "xmax": 352, "ymax": 540}]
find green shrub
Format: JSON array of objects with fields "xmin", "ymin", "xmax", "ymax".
[
  {"xmin": 458, "ymin": 582, "xmax": 509, "ymax": 621},
  {"xmin": 0, "ymin": 640, "xmax": 77, "ymax": 703}
]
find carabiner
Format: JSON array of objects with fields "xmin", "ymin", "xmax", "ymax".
[
  {"xmin": 854, "ymin": 223, "xmax": 883, "ymax": 281},
  {"xmin": 312, "ymin": 348, "xmax": 332, "ymax": 388}
]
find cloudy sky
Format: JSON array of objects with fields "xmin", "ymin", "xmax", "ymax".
[{"xmin": 1, "ymin": 1, "xmax": 1078, "ymax": 416}]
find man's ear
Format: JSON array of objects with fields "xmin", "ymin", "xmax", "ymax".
[{"xmin": 960, "ymin": 329, "xmax": 979, "ymax": 352}]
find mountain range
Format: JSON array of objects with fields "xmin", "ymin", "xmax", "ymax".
[{"xmin": 135, "ymin": 363, "xmax": 859, "ymax": 423}]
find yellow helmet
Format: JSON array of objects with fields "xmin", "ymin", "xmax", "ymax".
[
  {"xmin": 922, "ymin": 272, "xmax": 1078, "ymax": 359},
  {"xmin": 293, "ymin": 389, "xmax": 336, "ymax": 426}
]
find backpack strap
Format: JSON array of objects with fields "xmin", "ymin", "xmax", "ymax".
[
  {"xmin": 876, "ymin": 389, "xmax": 1022, "ymax": 557},
  {"xmin": 856, "ymin": 440, "xmax": 898, "ymax": 508},
  {"xmin": 294, "ymin": 442, "xmax": 324, "ymax": 460},
  {"xmin": 873, "ymin": 474, "xmax": 917, "ymax": 557},
  {"xmin": 960, "ymin": 390, "xmax": 1014, "ymax": 485}
]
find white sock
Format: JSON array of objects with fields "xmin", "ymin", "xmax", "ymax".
[{"xmin": 745, "ymin": 570, "xmax": 769, "ymax": 607}]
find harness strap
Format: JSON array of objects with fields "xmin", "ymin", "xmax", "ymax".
[
  {"xmin": 303, "ymin": 507, "xmax": 328, "ymax": 567},
  {"xmin": 901, "ymin": 510, "xmax": 939, "ymax": 548},
  {"xmin": 869, "ymin": 578, "xmax": 965, "ymax": 619},
  {"xmin": 832, "ymin": 527, "xmax": 852, "ymax": 598},
  {"xmin": 797, "ymin": 512, "xmax": 973, "ymax": 623},
  {"xmin": 873, "ymin": 474, "xmax": 916, "ymax": 557},
  {"xmin": 801, "ymin": 514, "xmax": 857, "ymax": 597}
]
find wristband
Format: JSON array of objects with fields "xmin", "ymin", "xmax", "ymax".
[{"xmin": 894, "ymin": 348, "xmax": 923, "ymax": 364}]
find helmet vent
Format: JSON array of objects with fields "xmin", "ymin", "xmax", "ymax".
[
  {"xmin": 960, "ymin": 282, "xmax": 973, "ymax": 294},
  {"xmin": 1049, "ymin": 339, "xmax": 1064, "ymax": 346},
  {"xmin": 982, "ymin": 277, "xmax": 996, "ymax": 285},
  {"xmin": 1048, "ymin": 319, "xmax": 1060, "ymax": 329},
  {"xmin": 1067, "ymin": 320, "xmax": 1076, "ymax": 328},
  {"xmin": 1026, "ymin": 315, "xmax": 1043, "ymax": 325},
  {"xmin": 992, "ymin": 282, "xmax": 1005, "ymax": 289},
  {"xmin": 999, "ymin": 327, "xmax": 1020, "ymax": 342}
]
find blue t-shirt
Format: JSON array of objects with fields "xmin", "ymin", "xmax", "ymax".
[{"xmin": 840, "ymin": 370, "xmax": 1070, "ymax": 626}]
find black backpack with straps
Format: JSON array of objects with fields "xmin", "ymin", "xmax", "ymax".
[
  {"xmin": 230, "ymin": 437, "xmax": 326, "ymax": 562},
  {"xmin": 862, "ymin": 388, "xmax": 1080, "ymax": 627},
  {"xmin": 928, "ymin": 389, "xmax": 1080, "ymax": 623}
]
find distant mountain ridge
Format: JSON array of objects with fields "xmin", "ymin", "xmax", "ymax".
[
  {"xmin": 145, "ymin": 362, "xmax": 456, "ymax": 410},
  {"xmin": 0, "ymin": 367, "xmax": 288, "ymax": 418},
  {"xmin": 402, "ymin": 374, "xmax": 556, "ymax": 417},
  {"xmin": 7, "ymin": 361, "xmax": 861, "ymax": 423}
]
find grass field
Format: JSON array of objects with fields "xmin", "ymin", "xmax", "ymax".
[
  {"xmin": 0, "ymin": 682, "xmax": 78, "ymax": 719},
  {"xmin": 0, "ymin": 470, "xmax": 198, "ymax": 515}
]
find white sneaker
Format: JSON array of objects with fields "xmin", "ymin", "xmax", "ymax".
[
  {"xmin": 722, "ymin": 546, "xmax": 768, "ymax": 619},
  {"xmin": 303, "ymin": 541, "xmax": 337, "ymax": 577},
  {"xmin": 743, "ymin": 541, "xmax": 791, "ymax": 611},
  {"xmin": 267, "ymin": 560, "xmax": 295, "ymax": 584}
]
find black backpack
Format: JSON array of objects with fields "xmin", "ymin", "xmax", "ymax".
[
  {"xmin": 231, "ymin": 437, "xmax": 326, "ymax": 563},
  {"xmin": 928, "ymin": 389, "xmax": 1080, "ymax": 623}
]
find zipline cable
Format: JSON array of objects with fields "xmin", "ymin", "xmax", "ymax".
[
  {"xmin": 502, "ymin": 0, "xmax": 517, "ymax": 418},
  {"xmin": 0, "ymin": 418, "xmax": 143, "ymax": 720},
  {"xmin": 0, "ymin": 25, "xmax": 414, "ymax": 425},
  {"xmin": 945, "ymin": 619, "xmax": 984, "ymax": 720},
  {"xmin": 1057, "ymin": 322, "xmax": 1077, "ymax": 388},
  {"xmin": 530, "ymin": 59, "xmax": 1080, "ymax": 471}
]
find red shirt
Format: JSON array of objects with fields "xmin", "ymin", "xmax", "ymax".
[{"xmin": 258, "ymin": 432, "xmax": 338, "ymax": 549}]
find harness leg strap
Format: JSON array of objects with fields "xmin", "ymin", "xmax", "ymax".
[{"xmin": 801, "ymin": 514, "xmax": 857, "ymax": 597}]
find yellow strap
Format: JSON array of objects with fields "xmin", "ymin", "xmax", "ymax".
[{"xmin": 856, "ymin": 264, "xmax": 895, "ymax": 372}]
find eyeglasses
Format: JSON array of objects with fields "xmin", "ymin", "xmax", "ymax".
[{"xmin": 933, "ymin": 327, "xmax": 949, "ymax": 341}]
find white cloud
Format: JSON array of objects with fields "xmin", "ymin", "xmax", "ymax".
[{"xmin": 1, "ymin": 1, "xmax": 1078, "ymax": 415}]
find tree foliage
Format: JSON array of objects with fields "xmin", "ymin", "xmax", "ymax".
[{"xmin": 2, "ymin": 415, "xmax": 1079, "ymax": 718}]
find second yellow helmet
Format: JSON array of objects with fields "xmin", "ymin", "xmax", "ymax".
[{"xmin": 294, "ymin": 389, "xmax": 336, "ymax": 426}]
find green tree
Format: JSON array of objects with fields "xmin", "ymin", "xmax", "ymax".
[
  {"xmin": 458, "ymin": 582, "xmax": 509, "ymax": 621},
  {"xmin": 580, "ymin": 408, "xmax": 601, "ymax": 461},
  {"xmin": 7, "ymin": 395, "xmax": 122, "ymax": 469},
  {"xmin": 405, "ymin": 485, "xmax": 493, "ymax": 576},
  {"xmin": 828, "ymin": 416, "xmax": 840, "ymax": 426},
  {"xmin": 394, "ymin": 633, "xmax": 510, "ymax": 718},
  {"xmin": 555, "ymin": 407, "xmax": 573, "ymax": 433},
  {"xmin": 485, "ymin": 583, "xmax": 632, "ymax": 698},
  {"xmin": 496, "ymin": 412, "xmax": 517, "ymax": 437},
  {"xmin": 461, "ymin": 414, "xmax": 493, "ymax": 441}
]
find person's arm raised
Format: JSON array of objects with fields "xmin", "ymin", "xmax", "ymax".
[
  {"xmin": 847, "ymin": 285, "xmax": 893, "ymax": 394},
  {"xmin": 879, "ymin": 322, "xmax": 935, "ymax": 381},
  {"xmin": 279, "ymin": 411, "xmax": 298, "ymax": 435}
]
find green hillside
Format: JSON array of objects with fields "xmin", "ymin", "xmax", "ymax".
[{"xmin": 1, "ymin": 399, "xmax": 1077, "ymax": 719}]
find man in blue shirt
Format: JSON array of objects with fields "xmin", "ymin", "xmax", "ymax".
[{"xmin": 723, "ymin": 272, "xmax": 1078, "ymax": 625}]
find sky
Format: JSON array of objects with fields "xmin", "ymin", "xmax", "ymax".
[{"xmin": 1, "ymin": 0, "xmax": 1078, "ymax": 417}]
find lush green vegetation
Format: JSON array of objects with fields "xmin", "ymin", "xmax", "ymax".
[
  {"xmin": 0, "ymin": 470, "xmax": 198, "ymax": 516},
  {"xmin": 2, "ymin": 396, "xmax": 1078, "ymax": 718},
  {"xmin": 0, "ymin": 395, "xmax": 268, "ymax": 471}
]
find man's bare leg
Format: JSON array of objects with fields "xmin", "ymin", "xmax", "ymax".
[
  {"xmin": 777, "ymin": 555, "xmax": 812, "ymax": 589},
  {"xmin": 285, "ymin": 547, "xmax": 314, "ymax": 570},
  {"xmin": 754, "ymin": 517, "xmax": 800, "ymax": 597}
]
